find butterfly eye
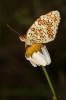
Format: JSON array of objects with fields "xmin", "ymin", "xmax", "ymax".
[{"xmin": 19, "ymin": 36, "xmax": 25, "ymax": 42}]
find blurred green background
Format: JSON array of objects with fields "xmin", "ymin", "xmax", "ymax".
[{"xmin": 0, "ymin": 0, "xmax": 66, "ymax": 100}]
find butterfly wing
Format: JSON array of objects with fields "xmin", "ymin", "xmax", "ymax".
[
  {"xmin": 26, "ymin": 10, "xmax": 60, "ymax": 45},
  {"xmin": 46, "ymin": 10, "xmax": 60, "ymax": 25}
]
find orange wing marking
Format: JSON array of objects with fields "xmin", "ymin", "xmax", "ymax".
[
  {"xmin": 38, "ymin": 29, "xmax": 43, "ymax": 33},
  {"xmin": 37, "ymin": 18, "xmax": 44, "ymax": 25},
  {"xmin": 40, "ymin": 36, "xmax": 44, "ymax": 38}
]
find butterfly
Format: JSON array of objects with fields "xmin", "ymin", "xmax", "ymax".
[
  {"xmin": 7, "ymin": 10, "xmax": 60, "ymax": 46},
  {"xmin": 19, "ymin": 10, "xmax": 60, "ymax": 46}
]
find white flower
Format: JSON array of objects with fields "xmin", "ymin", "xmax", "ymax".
[{"xmin": 25, "ymin": 44, "xmax": 51, "ymax": 67}]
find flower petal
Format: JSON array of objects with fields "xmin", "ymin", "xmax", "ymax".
[
  {"xmin": 26, "ymin": 56, "xmax": 40, "ymax": 66},
  {"xmin": 32, "ymin": 52, "xmax": 47, "ymax": 66},
  {"xmin": 29, "ymin": 60, "xmax": 37, "ymax": 67},
  {"xmin": 41, "ymin": 46, "xmax": 51, "ymax": 65},
  {"xmin": 37, "ymin": 51, "xmax": 45, "ymax": 59}
]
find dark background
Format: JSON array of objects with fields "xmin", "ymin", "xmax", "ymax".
[{"xmin": 0, "ymin": 0, "xmax": 66, "ymax": 100}]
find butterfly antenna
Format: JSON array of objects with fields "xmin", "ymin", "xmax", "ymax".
[{"xmin": 7, "ymin": 24, "xmax": 21, "ymax": 37}]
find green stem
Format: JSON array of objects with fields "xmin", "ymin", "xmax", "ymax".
[{"xmin": 42, "ymin": 66, "xmax": 57, "ymax": 100}]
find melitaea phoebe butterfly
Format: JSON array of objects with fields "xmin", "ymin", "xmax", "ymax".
[{"xmin": 7, "ymin": 10, "xmax": 61, "ymax": 46}]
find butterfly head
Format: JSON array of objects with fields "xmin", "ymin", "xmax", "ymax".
[{"xmin": 19, "ymin": 35, "xmax": 26, "ymax": 42}]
